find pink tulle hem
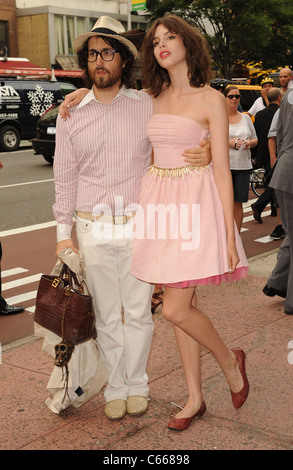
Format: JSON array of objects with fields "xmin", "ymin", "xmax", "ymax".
[{"xmin": 157, "ymin": 266, "xmax": 248, "ymax": 289}]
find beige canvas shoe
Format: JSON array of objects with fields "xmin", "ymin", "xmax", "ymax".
[
  {"xmin": 104, "ymin": 399, "xmax": 127, "ymax": 419},
  {"xmin": 127, "ymin": 396, "xmax": 148, "ymax": 415}
]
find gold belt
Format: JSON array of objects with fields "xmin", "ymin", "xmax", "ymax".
[
  {"xmin": 76, "ymin": 211, "xmax": 136, "ymax": 224},
  {"xmin": 147, "ymin": 164, "xmax": 210, "ymax": 179}
]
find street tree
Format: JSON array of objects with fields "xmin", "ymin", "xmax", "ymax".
[{"xmin": 146, "ymin": 0, "xmax": 293, "ymax": 78}]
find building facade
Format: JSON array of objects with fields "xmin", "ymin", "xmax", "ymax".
[
  {"xmin": 15, "ymin": 1, "xmax": 148, "ymax": 70},
  {"xmin": 0, "ymin": 0, "xmax": 19, "ymax": 57}
]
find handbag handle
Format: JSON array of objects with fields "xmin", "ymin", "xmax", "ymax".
[{"xmin": 59, "ymin": 264, "xmax": 84, "ymax": 294}]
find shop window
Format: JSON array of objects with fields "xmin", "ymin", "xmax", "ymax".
[
  {"xmin": 55, "ymin": 15, "xmax": 86, "ymax": 56},
  {"xmin": 55, "ymin": 15, "xmax": 65, "ymax": 55},
  {"xmin": 67, "ymin": 17, "xmax": 74, "ymax": 55},
  {"xmin": 0, "ymin": 21, "xmax": 9, "ymax": 55},
  {"xmin": 90, "ymin": 18, "xmax": 96, "ymax": 29},
  {"xmin": 77, "ymin": 18, "xmax": 86, "ymax": 36}
]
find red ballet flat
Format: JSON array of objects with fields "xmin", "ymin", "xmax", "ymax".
[
  {"xmin": 230, "ymin": 348, "xmax": 249, "ymax": 409},
  {"xmin": 167, "ymin": 401, "xmax": 206, "ymax": 431}
]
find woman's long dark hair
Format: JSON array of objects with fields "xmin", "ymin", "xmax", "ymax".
[
  {"xmin": 77, "ymin": 36, "xmax": 136, "ymax": 89},
  {"xmin": 142, "ymin": 15, "xmax": 212, "ymax": 97}
]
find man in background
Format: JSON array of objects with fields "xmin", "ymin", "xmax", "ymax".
[
  {"xmin": 248, "ymin": 77, "xmax": 274, "ymax": 118},
  {"xmin": 279, "ymin": 68, "xmax": 292, "ymax": 94},
  {"xmin": 251, "ymin": 88, "xmax": 282, "ymax": 226},
  {"xmin": 263, "ymin": 87, "xmax": 293, "ymax": 315}
]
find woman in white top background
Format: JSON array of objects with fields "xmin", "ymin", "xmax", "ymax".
[{"xmin": 224, "ymin": 86, "xmax": 258, "ymax": 232}]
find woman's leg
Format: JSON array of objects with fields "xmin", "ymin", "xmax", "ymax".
[
  {"xmin": 233, "ymin": 201, "xmax": 243, "ymax": 233},
  {"xmin": 162, "ymin": 286, "xmax": 244, "ymax": 413},
  {"xmin": 173, "ymin": 326, "xmax": 202, "ymax": 418},
  {"xmin": 232, "ymin": 169, "xmax": 250, "ymax": 233},
  {"xmin": 172, "ymin": 290, "xmax": 202, "ymax": 418}
]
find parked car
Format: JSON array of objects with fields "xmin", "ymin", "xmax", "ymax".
[
  {"xmin": 31, "ymin": 103, "xmax": 59, "ymax": 164},
  {"xmin": 0, "ymin": 79, "xmax": 76, "ymax": 152}
]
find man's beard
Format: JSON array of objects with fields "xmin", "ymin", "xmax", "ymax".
[{"xmin": 89, "ymin": 65, "xmax": 122, "ymax": 89}]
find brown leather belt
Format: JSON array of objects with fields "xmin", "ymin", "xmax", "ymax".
[{"xmin": 76, "ymin": 211, "xmax": 136, "ymax": 225}]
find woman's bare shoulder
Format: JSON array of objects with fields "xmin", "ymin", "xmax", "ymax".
[
  {"xmin": 187, "ymin": 85, "xmax": 225, "ymax": 117},
  {"xmin": 202, "ymin": 86, "xmax": 227, "ymax": 116},
  {"xmin": 203, "ymin": 85, "xmax": 225, "ymax": 102},
  {"xmin": 187, "ymin": 84, "xmax": 223, "ymax": 106}
]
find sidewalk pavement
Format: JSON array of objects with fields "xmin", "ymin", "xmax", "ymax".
[{"xmin": 1, "ymin": 249, "xmax": 292, "ymax": 451}]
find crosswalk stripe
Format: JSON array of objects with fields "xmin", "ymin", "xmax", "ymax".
[
  {"xmin": 1, "ymin": 266, "xmax": 40, "ymax": 311},
  {"xmin": 2, "ymin": 267, "xmax": 29, "ymax": 278},
  {"xmin": 0, "ymin": 178, "xmax": 54, "ymax": 190},
  {"xmin": 243, "ymin": 211, "xmax": 270, "ymax": 224},
  {"xmin": 26, "ymin": 306, "xmax": 35, "ymax": 314},
  {"xmin": 243, "ymin": 198, "xmax": 257, "ymax": 209},
  {"xmin": 2, "ymin": 274, "xmax": 42, "ymax": 291},
  {"xmin": 5, "ymin": 290, "xmax": 38, "ymax": 305},
  {"xmin": 0, "ymin": 220, "xmax": 57, "ymax": 238},
  {"xmin": 255, "ymin": 236, "xmax": 273, "ymax": 244}
]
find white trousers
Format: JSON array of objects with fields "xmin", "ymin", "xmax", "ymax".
[{"xmin": 76, "ymin": 217, "xmax": 154, "ymax": 402}]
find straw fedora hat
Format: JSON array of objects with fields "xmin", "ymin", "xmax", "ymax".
[{"xmin": 74, "ymin": 16, "xmax": 138, "ymax": 58}]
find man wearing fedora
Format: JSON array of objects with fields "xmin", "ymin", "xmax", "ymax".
[{"xmin": 53, "ymin": 16, "xmax": 211, "ymax": 420}]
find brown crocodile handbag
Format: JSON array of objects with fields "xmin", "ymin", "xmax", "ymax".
[{"xmin": 34, "ymin": 264, "xmax": 96, "ymax": 345}]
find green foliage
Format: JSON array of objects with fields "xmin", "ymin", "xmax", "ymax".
[{"xmin": 146, "ymin": 0, "xmax": 293, "ymax": 78}]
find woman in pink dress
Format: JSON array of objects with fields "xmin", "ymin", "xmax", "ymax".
[{"xmin": 130, "ymin": 15, "xmax": 249, "ymax": 430}]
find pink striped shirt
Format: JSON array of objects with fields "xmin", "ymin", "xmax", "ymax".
[{"xmin": 53, "ymin": 87, "xmax": 153, "ymax": 240}]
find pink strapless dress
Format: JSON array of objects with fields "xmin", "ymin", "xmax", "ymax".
[{"xmin": 130, "ymin": 114, "xmax": 248, "ymax": 287}]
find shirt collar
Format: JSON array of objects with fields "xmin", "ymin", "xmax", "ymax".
[{"xmin": 77, "ymin": 85, "xmax": 140, "ymax": 109}]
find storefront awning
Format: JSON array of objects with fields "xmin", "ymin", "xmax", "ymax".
[
  {"xmin": 0, "ymin": 58, "xmax": 47, "ymax": 76},
  {"xmin": 56, "ymin": 56, "xmax": 80, "ymax": 71},
  {"xmin": 0, "ymin": 58, "xmax": 83, "ymax": 79},
  {"xmin": 52, "ymin": 69, "xmax": 83, "ymax": 78}
]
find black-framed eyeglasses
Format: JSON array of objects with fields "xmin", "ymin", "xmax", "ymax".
[
  {"xmin": 227, "ymin": 94, "xmax": 241, "ymax": 99},
  {"xmin": 87, "ymin": 49, "xmax": 117, "ymax": 62}
]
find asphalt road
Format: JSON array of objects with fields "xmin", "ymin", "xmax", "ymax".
[{"xmin": 0, "ymin": 144, "xmax": 54, "ymax": 232}]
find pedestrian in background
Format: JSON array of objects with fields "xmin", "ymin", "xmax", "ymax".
[
  {"xmin": 265, "ymin": 108, "xmax": 286, "ymax": 240},
  {"xmin": 248, "ymin": 77, "xmax": 274, "ymax": 118},
  {"xmin": 279, "ymin": 68, "xmax": 292, "ymax": 94},
  {"xmin": 223, "ymin": 86, "xmax": 258, "ymax": 233},
  {"xmin": 251, "ymin": 87, "xmax": 282, "ymax": 224},
  {"xmin": 263, "ymin": 87, "xmax": 293, "ymax": 315}
]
